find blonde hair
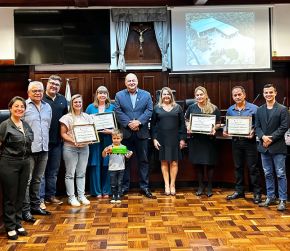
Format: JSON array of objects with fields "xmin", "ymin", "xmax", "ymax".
[
  {"xmin": 93, "ymin": 86, "xmax": 111, "ymax": 108},
  {"xmin": 111, "ymin": 129, "xmax": 123, "ymax": 138},
  {"xmin": 157, "ymin": 87, "xmax": 176, "ymax": 107},
  {"xmin": 194, "ymin": 86, "xmax": 216, "ymax": 114},
  {"xmin": 69, "ymin": 94, "xmax": 83, "ymax": 118}
]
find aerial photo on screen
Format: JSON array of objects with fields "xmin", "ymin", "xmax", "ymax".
[{"xmin": 186, "ymin": 12, "xmax": 255, "ymax": 66}]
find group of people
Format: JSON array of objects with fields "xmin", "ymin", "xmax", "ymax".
[
  {"xmin": 224, "ymin": 84, "xmax": 289, "ymax": 213},
  {"xmin": 0, "ymin": 72, "xmax": 289, "ymax": 240}
]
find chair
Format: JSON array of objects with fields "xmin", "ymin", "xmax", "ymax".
[{"xmin": 0, "ymin": 110, "xmax": 10, "ymax": 123}]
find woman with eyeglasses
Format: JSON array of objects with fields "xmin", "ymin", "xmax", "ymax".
[
  {"xmin": 185, "ymin": 86, "xmax": 221, "ymax": 197},
  {"xmin": 0, "ymin": 96, "xmax": 34, "ymax": 240},
  {"xmin": 59, "ymin": 94, "xmax": 93, "ymax": 207},
  {"xmin": 85, "ymin": 86, "xmax": 115, "ymax": 199}
]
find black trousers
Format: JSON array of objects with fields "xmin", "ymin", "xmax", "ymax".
[
  {"xmin": 0, "ymin": 156, "xmax": 30, "ymax": 231},
  {"xmin": 110, "ymin": 170, "xmax": 124, "ymax": 195},
  {"xmin": 232, "ymin": 138, "xmax": 261, "ymax": 195},
  {"xmin": 122, "ymin": 133, "xmax": 149, "ymax": 192}
]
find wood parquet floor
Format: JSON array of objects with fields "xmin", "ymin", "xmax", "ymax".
[{"xmin": 1, "ymin": 188, "xmax": 290, "ymax": 251}]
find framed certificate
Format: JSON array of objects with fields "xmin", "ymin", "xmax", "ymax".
[
  {"xmin": 226, "ymin": 116, "xmax": 252, "ymax": 137},
  {"xmin": 72, "ymin": 124, "xmax": 99, "ymax": 143},
  {"xmin": 189, "ymin": 114, "xmax": 216, "ymax": 134},
  {"xmin": 91, "ymin": 112, "xmax": 117, "ymax": 131}
]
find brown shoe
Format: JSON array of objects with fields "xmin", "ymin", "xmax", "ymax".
[{"xmin": 45, "ymin": 196, "xmax": 63, "ymax": 205}]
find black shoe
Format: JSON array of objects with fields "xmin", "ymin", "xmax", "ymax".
[
  {"xmin": 22, "ymin": 212, "xmax": 36, "ymax": 223},
  {"xmin": 259, "ymin": 197, "xmax": 277, "ymax": 207},
  {"xmin": 277, "ymin": 200, "xmax": 287, "ymax": 211},
  {"xmin": 207, "ymin": 188, "xmax": 213, "ymax": 197},
  {"xmin": 31, "ymin": 208, "xmax": 52, "ymax": 215},
  {"xmin": 121, "ymin": 188, "xmax": 129, "ymax": 196},
  {"xmin": 141, "ymin": 189, "xmax": 154, "ymax": 199},
  {"xmin": 196, "ymin": 186, "xmax": 204, "ymax": 196},
  {"xmin": 7, "ymin": 230, "xmax": 18, "ymax": 240},
  {"xmin": 253, "ymin": 194, "xmax": 262, "ymax": 204},
  {"xmin": 16, "ymin": 228, "xmax": 28, "ymax": 236},
  {"xmin": 226, "ymin": 192, "xmax": 245, "ymax": 200}
]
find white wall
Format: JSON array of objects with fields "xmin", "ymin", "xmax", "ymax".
[
  {"xmin": 0, "ymin": 8, "xmax": 14, "ymax": 60},
  {"xmin": 1, "ymin": 5, "xmax": 290, "ymax": 60},
  {"xmin": 272, "ymin": 4, "xmax": 290, "ymax": 56}
]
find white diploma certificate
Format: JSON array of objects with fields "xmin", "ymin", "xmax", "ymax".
[
  {"xmin": 73, "ymin": 124, "xmax": 99, "ymax": 143},
  {"xmin": 226, "ymin": 116, "xmax": 252, "ymax": 137},
  {"xmin": 189, "ymin": 114, "xmax": 216, "ymax": 134},
  {"xmin": 92, "ymin": 112, "xmax": 117, "ymax": 131}
]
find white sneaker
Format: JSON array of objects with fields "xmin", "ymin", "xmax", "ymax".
[
  {"xmin": 40, "ymin": 202, "xmax": 46, "ymax": 210},
  {"xmin": 68, "ymin": 196, "xmax": 80, "ymax": 207},
  {"xmin": 78, "ymin": 196, "xmax": 90, "ymax": 205}
]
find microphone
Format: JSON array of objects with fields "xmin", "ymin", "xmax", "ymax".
[
  {"xmin": 252, "ymin": 93, "xmax": 260, "ymax": 104},
  {"xmin": 282, "ymin": 97, "xmax": 286, "ymax": 105}
]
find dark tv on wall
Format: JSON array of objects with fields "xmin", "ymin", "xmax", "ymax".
[{"xmin": 14, "ymin": 9, "xmax": 111, "ymax": 65}]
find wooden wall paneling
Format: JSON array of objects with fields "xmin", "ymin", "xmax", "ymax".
[
  {"xmin": 90, "ymin": 75, "xmax": 107, "ymax": 103},
  {"xmin": 0, "ymin": 66, "xmax": 30, "ymax": 109},
  {"xmin": 109, "ymin": 72, "xmax": 121, "ymax": 98},
  {"xmin": 191, "ymin": 75, "xmax": 208, "ymax": 100},
  {"xmin": 110, "ymin": 72, "xmax": 127, "ymax": 98},
  {"xmin": 215, "ymin": 74, "xmax": 231, "ymax": 111},
  {"xmin": 168, "ymin": 75, "xmax": 181, "ymax": 100},
  {"xmin": 168, "ymin": 74, "xmax": 196, "ymax": 101},
  {"xmin": 184, "ymin": 75, "xmax": 198, "ymax": 101},
  {"xmin": 254, "ymin": 62, "xmax": 290, "ymax": 107},
  {"xmin": 141, "ymin": 74, "xmax": 162, "ymax": 103},
  {"xmin": 168, "ymin": 76, "xmax": 183, "ymax": 101}
]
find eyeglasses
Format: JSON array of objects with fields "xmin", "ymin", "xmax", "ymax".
[
  {"xmin": 48, "ymin": 81, "xmax": 60, "ymax": 87},
  {"xmin": 31, "ymin": 89, "xmax": 44, "ymax": 94}
]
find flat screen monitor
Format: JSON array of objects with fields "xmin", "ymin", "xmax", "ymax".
[
  {"xmin": 171, "ymin": 6, "xmax": 272, "ymax": 73},
  {"xmin": 14, "ymin": 9, "xmax": 111, "ymax": 65}
]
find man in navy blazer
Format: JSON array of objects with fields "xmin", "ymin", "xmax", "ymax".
[
  {"xmin": 114, "ymin": 73, "xmax": 154, "ymax": 198},
  {"xmin": 255, "ymin": 83, "xmax": 289, "ymax": 211}
]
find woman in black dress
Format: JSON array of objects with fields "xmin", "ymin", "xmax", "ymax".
[
  {"xmin": 185, "ymin": 86, "xmax": 220, "ymax": 197},
  {"xmin": 151, "ymin": 87, "xmax": 186, "ymax": 195}
]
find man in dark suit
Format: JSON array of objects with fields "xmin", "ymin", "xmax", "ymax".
[
  {"xmin": 114, "ymin": 73, "xmax": 154, "ymax": 198},
  {"xmin": 255, "ymin": 83, "xmax": 289, "ymax": 211}
]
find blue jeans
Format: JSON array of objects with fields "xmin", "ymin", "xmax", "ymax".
[
  {"xmin": 110, "ymin": 170, "xmax": 124, "ymax": 196},
  {"xmin": 63, "ymin": 145, "xmax": 89, "ymax": 199},
  {"xmin": 23, "ymin": 151, "xmax": 48, "ymax": 212},
  {"xmin": 40, "ymin": 143, "xmax": 62, "ymax": 199},
  {"xmin": 261, "ymin": 152, "xmax": 287, "ymax": 201}
]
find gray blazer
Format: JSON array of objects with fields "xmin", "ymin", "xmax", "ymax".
[
  {"xmin": 114, "ymin": 88, "xmax": 153, "ymax": 139},
  {"xmin": 255, "ymin": 102, "xmax": 289, "ymax": 154}
]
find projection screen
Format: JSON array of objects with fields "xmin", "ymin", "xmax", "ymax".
[{"xmin": 171, "ymin": 6, "xmax": 272, "ymax": 72}]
